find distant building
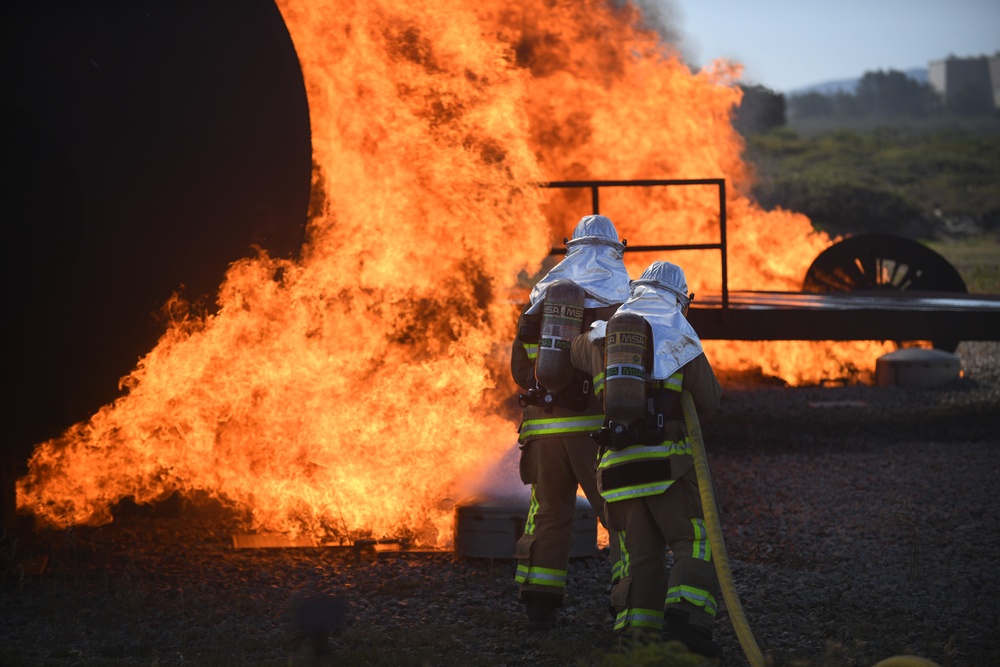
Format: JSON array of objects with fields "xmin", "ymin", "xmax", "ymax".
[{"xmin": 928, "ymin": 54, "xmax": 1000, "ymax": 112}]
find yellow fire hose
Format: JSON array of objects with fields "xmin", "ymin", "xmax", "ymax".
[
  {"xmin": 681, "ymin": 390, "xmax": 766, "ymax": 667},
  {"xmin": 681, "ymin": 391, "xmax": 942, "ymax": 667}
]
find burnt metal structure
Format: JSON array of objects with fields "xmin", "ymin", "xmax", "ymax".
[{"xmin": 543, "ymin": 179, "xmax": 1000, "ymax": 347}]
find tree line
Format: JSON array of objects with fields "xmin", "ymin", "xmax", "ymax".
[{"xmin": 732, "ymin": 68, "xmax": 998, "ymax": 137}]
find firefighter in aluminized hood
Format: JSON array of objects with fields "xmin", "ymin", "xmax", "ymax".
[
  {"xmin": 510, "ymin": 214, "xmax": 629, "ymax": 630},
  {"xmin": 570, "ymin": 260, "xmax": 723, "ymax": 657}
]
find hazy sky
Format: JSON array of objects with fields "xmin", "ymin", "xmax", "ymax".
[{"xmin": 663, "ymin": 0, "xmax": 1000, "ymax": 92}]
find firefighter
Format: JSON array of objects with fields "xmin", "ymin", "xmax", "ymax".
[
  {"xmin": 511, "ymin": 214, "xmax": 630, "ymax": 631},
  {"xmin": 570, "ymin": 260, "xmax": 723, "ymax": 657}
]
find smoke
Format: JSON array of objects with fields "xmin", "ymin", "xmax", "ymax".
[
  {"xmin": 626, "ymin": 0, "xmax": 708, "ymax": 72},
  {"xmin": 456, "ymin": 442, "xmax": 527, "ymax": 502}
]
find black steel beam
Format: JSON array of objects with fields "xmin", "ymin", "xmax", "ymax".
[
  {"xmin": 687, "ymin": 291, "xmax": 1000, "ymax": 342},
  {"xmin": 688, "ymin": 308, "xmax": 1000, "ymax": 341}
]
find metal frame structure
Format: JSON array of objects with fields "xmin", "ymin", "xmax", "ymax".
[
  {"xmin": 544, "ymin": 178, "xmax": 729, "ymax": 310},
  {"xmin": 542, "ymin": 179, "xmax": 1000, "ymax": 344}
]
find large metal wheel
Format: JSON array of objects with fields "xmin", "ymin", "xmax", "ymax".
[
  {"xmin": 803, "ymin": 233, "xmax": 968, "ymax": 351},
  {"xmin": 803, "ymin": 233, "xmax": 967, "ymax": 293}
]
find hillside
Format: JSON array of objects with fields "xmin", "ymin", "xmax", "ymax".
[{"xmin": 743, "ymin": 122, "xmax": 1000, "ymax": 241}]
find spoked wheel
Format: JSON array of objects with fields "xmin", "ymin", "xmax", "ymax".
[{"xmin": 803, "ymin": 233, "xmax": 968, "ymax": 351}]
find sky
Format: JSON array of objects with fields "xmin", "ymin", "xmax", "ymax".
[{"xmin": 659, "ymin": 0, "xmax": 1000, "ymax": 93}]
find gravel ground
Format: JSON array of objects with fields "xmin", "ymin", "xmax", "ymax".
[{"xmin": 2, "ymin": 342, "xmax": 999, "ymax": 667}]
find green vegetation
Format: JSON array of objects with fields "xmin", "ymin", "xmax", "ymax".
[
  {"xmin": 927, "ymin": 235, "xmax": 1000, "ymax": 294},
  {"xmin": 743, "ymin": 124, "xmax": 1000, "ymax": 240},
  {"xmin": 599, "ymin": 640, "xmax": 711, "ymax": 666}
]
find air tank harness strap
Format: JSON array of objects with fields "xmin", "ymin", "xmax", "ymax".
[
  {"xmin": 518, "ymin": 376, "xmax": 592, "ymax": 412},
  {"xmin": 591, "ymin": 415, "xmax": 664, "ymax": 450},
  {"xmin": 592, "ymin": 377, "xmax": 682, "ymax": 450}
]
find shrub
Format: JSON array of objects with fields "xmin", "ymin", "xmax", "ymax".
[{"xmin": 754, "ymin": 175, "xmax": 925, "ymax": 236}]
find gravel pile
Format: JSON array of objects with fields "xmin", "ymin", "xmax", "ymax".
[{"xmin": 2, "ymin": 342, "xmax": 999, "ymax": 667}]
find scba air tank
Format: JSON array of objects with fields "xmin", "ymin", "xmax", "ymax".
[
  {"xmin": 603, "ymin": 311, "xmax": 652, "ymax": 427},
  {"xmin": 534, "ymin": 280, "xmax": 586, "ymax": 393}
]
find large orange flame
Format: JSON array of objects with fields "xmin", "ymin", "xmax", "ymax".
[{"xmin": 17, "ymin": 0, "xmax": 892, "ymax": 544}]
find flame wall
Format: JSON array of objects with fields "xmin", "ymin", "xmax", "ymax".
[{"xmin": 17, "ymin": 0, "xmax": 891, "ymax": 544}]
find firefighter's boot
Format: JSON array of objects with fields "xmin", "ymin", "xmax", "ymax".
[
  {"xmin": 523, "ymin": 591, "xmax": 560, "ymax": 631},
  {"xmin": 661, "ymin": 609, "xmax": 721, "ymax": 658},
  {"xmin": 618, "ymin": 626, "xmax": 660, "ymax": 651}
]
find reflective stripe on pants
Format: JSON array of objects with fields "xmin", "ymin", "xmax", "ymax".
[
  {"xmin": 514, "ymin": 434, "xmax": 619, "ymax": 600},
  {"xmin": 604, "ymin": 466, "xmax": 719, "ymax": 633}
]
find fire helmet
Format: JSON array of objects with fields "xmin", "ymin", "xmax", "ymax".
[
  {"xmin": 630, "ymin": 260, "xmax": 691, "ymax": 309},
  {"xmin": 566, "ymin": 214, "xmax": 625, "ymax": 250}
]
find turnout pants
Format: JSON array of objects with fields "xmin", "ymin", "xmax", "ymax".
[
  {"xmin": 606, "ymin": 466, "xmax": 719, "ymax": 632},
  {"xmin": 515, "ymin": 434, "xmax": 619, "ymax": 600}
]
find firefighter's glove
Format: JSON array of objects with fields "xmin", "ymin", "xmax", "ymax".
[{"xmin": 587, "ymin": 320, "xmax": 607, "ymax": 343}]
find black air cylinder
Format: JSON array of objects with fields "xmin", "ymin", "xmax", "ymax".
[
  {"xmin": 603, "ymin": 311, "xmax": 652, "ymax": 426},
  {"xmin": 534, "ymin": 280, "xmax": 586, "ymax": 393}
]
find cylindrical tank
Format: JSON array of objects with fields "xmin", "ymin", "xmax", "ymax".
[
  {"xmin": 603, "ymin": 311, "xmax": 652, "ymax": 426},
  {"xmin": 534, "ymin": 280, "xmax": 585, "ymax": 393}
]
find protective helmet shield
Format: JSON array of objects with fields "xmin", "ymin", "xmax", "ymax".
[
  {"xmin": 616, "ymin": 261, "xmax": 702, "ymax": 379},
  {"xmin": 527, "ymin": 215, "xmax": 629, "ymax": 313}
]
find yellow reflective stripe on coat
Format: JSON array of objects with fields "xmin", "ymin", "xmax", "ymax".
[
  {"xmin": 514, "ymin": 564, "xmax": 568, "ymax": 589},
  {"xmin": 614, "ymin": 607, "xmax": 664, "ymax": 631},
  {"xmin": 601, "ymin": 480, "xmax": 674, "ymax": 503},
  {"xmin": 520, "ymin": 414, "xmax": 605, "ymax": 438},
  {"xmin": 593, "ymin": 370, "xmax": 606, "ymax": 396},
  {"xmin": 652, "ymin": 372, "xmax": 684, "ymax": 392},
  {"xmin": 666, "ymin": 585, "xmax": 718, "ymax": 616},
  {"xmin": 522, "ymin": 342, "xmax": 538, "ymax": 360},
  {"xmin": 598, "ymin": 443, "xmax": 675, "ymax": 470},
  {"xmin": 596, "ymin": 440, "xmax": 691, "ymax": 472}
]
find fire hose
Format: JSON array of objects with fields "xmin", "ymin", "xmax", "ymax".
[
  {"xmin": 681, "ymin": 389, "xmax": 766, "ymax": 667},
  {"xmin": 681, "ymin": 391, "xmax": 942, "ymax": 667}
]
